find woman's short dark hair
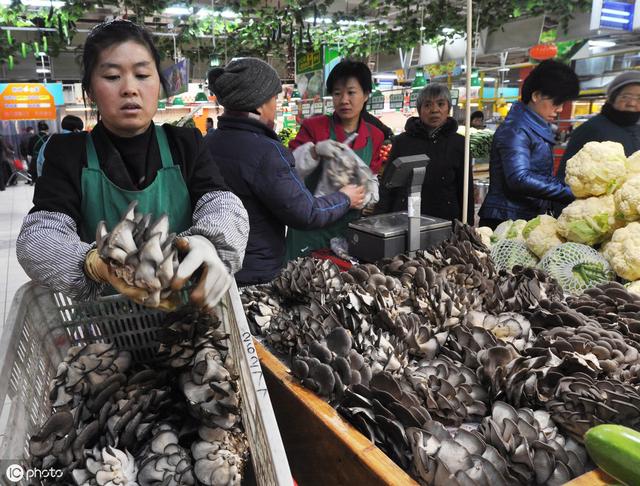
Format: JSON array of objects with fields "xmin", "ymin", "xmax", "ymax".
[
  {"xmin": 416, "ymin": 83, "xmax": 451, "ymax": 110},
  {"xmin": 471, "ymin": 110, "xmax": 484, "ymax": 120},
  {"xmin": 326, "ymin": 60, "xmax": 372, "ymax": 94},
  {"xmin": 521, "ymin": 60, "xmax": 580, "ymax": 105},
  {"xmin": 81, "ymin": 19, "xmax": 169, "ymax": 99}
]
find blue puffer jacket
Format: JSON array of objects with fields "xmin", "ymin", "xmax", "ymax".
[
  {"xmin": 205, "ymin": 115, "xmax": 350, "ymax": 286},
  {"xmin": 479, "ymin": 102, "xmax": 574, "ymax": 222}
]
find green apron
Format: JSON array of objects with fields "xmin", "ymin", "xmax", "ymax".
[
  {"xmin": 285, "ymin": 116, "xmax": 373, "ymax": 261},
  {"xmin": 79, "ymin": 125, "xmax": 191, "ymax": 243}
]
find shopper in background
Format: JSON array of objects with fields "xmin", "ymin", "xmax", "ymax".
[
  {"xmin": 37, "ymin": 115, "xmax": 85, "ymax": 177},
  {"xmin": 471, "ymin": 110, "xmax": 485, "ymax": 129},
  {"xmin": 27, "ymin": 121, "xmax": 49, "ymax": 182},
  {"xmin": 376, "ymin": 83, "xmax": 474, "ymax": 223},
  {"xmin": 205, "ymin": 58, "xmax": 364, "ymax": 286},
  {"xmin": 17, "ymin": 19, "xmax": 248, "ymax": 310},
  {"xmin": 478, "ymin": 60, "xmax": 579, "ymax": 229},
  {"xmin": 206, "ymin": 117, "xmax": 214, "ymax": 134},
  {"xmin": 19, "ymin": 126, "xmax": 34, "ymax": 160},
  {"xmin": 0, "ymin": 135, "xmax": 15, "ymax": 191},
  {"xmin": 287, "ymin": 60, "xmax": 385, "ymax": 260},
  {"xmin": 558, "ymin": 71, "xmax": 640, "ymax": 181}
]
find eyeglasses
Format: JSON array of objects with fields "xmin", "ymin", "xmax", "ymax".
[{"xmin": 618, "ymin": 93, "xmax": 640, "ymax": 103}]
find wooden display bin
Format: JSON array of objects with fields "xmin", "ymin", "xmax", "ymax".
[
  {"xmin": 257, "ymin": 342, "xmax": 418, "ymax": 486},
  {"xmin": 257, "ymin": 342, "xmax": 613, "ymax": 486}
]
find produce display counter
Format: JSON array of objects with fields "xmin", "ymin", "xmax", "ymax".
[
  {"xmin": 565, "ymin": 469, "xmax": 614, "ymax": 485},
  {"xmin": 257, "ymin": 342, "xmax": 418, "ymax": 486}
]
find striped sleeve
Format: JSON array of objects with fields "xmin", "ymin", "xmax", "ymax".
[
  {"xmin": 16, "ymin": 211, "xmax": 104, "ymax": 300},
  {"xmin": 179, "ymin": 190, "xmax": 249, "ymax": 275}
]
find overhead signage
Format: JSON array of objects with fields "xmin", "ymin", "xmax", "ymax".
[
  {"xmin": 0, "ymin": 83, "xmax": 59, "ymax": 120},
  {"xmin": 590, "ymin": 0, "xmax": 638, "ymax": 31},
  {"xmin": 296, "ymin": 50, "xmax": 323, "ymax": 75},
  {"xmin": 389, "ymin": 93, "xmax": 404, "ymax": 110},
  {"xmin": 366, "ymin": 92, "xmax": 385, "ymax": 112},
  {"xmin": 162, "ymin": 59, "xmax": 189, "ymax": 97}
]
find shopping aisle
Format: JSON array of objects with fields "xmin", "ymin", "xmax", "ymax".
[{"xmin": 0, "ymin": 183, "xmax": 33, "ymax": 328}]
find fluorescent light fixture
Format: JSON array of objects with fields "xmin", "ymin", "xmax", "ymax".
[
  {"xmin": 442, "ymin": 28, "xmax": 456, "ymax": 34},
  {"xmin": 589, "ymin": 39, "xmax": 616, "ymax": 47},
  {"xmin": 22, "ymin": 0, "xmax": 64, "ymax": 6},
  {"xmin": 483, "ymin": 77, "xmax": 496, "ymax": 82},
  {"xmin": 36, "ymin": 67, "xmax": 51, "ymax": 73},
  {"xmin": 220, "ymin": 9, "xmax": 239, "ymax": 19},
  {"xmin": 498, "ymin": 67, "xmax": 510, "ymax": 72},
  {"xmin": 374, "ymin": 73, "xmax": 398, "ymax": 80},
  {"xmin": 196, "ymin": 8, "xmax": 212, "ymax": 18},
  {"xmin": 337, "ymin": 19, "xmax": 366, "ymax": 26},
  {"xmin": 601, "ymin": 8, "xmax": 631, "ymax": 16},
  {"xmin": 600, "ymin": 16, "xmax": 630, "ymax": 24},
  {"xmin": 304, "ymin": 17, "xmax": 332, "ymax": 24},
  {"xmin": 163, "ymin": 6, "xmax": 192, "ymax": 15}
]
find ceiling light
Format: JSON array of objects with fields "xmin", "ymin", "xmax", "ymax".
[
  {"xmin": 483, "ymin": 76, "xmax": 496, "ymax": 82},
  {"xmin": 196, "ymin": 8, "xmax": 212, "ymax": 18},
  {"xmin": 374, "ymin": 73, "xmax": 398, "ymax": 80},
  {"xmin": 220, "ymin": 9, "xmax": 239, "ymax": 19},
  {"xmin": 600, "ymin": 16, "xmax": 630, "ymax": 24},
  {"xmin": 337, "ymin": 19, "xmax": 366, "ymax": 26},
  {"xmin": 163, "ymin": 6, "xmax": 191, "ymax": 16},
  {"xmin": 22, "ymin": 0, "xmax": 64, "ymax": 6},
  {"xmin": 304, "ymin": 17, "xmax": 332, "ymax": 24},
  {"xmin": 36, "ymin": 67, "xmax": 51, "ymax": 73},
  {"xmin": 601, "ymin": 8, "xmax": 631, "ymax": 16},
  {"xmin": 589, "ymin": 39, "xmax": 616, "ymax": 48},
  {"xmin": 498, "ymin": 67, "xmax": 510, "ymax": 72}
]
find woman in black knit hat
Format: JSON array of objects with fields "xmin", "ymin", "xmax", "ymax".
[{"xmin": 206, "ymin": 57, "xmax": 365, "ymax": 286}]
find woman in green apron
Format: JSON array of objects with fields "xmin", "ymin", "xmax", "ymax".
[
  {"xmin": 287, "ymin": 60, "xmax": 386, "ymax": 260},
  {"xmin": 16, "ymin": 20, "xmax": 249, "ymax": 310}
]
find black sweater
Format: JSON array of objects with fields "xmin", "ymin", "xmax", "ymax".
[
  {"xmin": 32, "ymin": 122, "xmax": 228, "ymax": 225},
  {"xmin": 376, "ymin": 117, "xmax": 474, "ymax": 223}
]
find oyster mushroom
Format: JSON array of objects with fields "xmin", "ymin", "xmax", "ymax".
[
  {"xmin": 137, "ymin": 424, "xmax": 195, "ymax": 486},
  {"xmin": 405, "ymin": 356, "xmax": 489, "ymax": 426},
  {"xmin": 479, "ymin": 401, "xmax": 587, "ymax": 484},
  {"xmin": 96, "ymin": 201, "xmax": 179, "ymax": 306},
  {"xmin": 72, "ymin": 446, "xmax": 138, "ymax": 486},
  {"xmin": 273, "ymin": 258, "xmax": 343, "ymax": 304},
  {"xmin": 191, "ymin": 427, "xmax": 249, "ymax": 486}
]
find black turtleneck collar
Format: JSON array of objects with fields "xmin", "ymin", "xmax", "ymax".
[
  {"xmin": 404, "ymin": 116, "xmax": 459, "ymax": 140},
  {"xmin": 602, "ymin": 102, "xmax": 640, "ymax": 127},
  {"xmin": 91, "ymin": 121, "xmax": 158, "ymax": 190}
]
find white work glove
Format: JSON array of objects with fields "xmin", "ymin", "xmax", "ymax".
[
  {"xmin": 315, "ymin": 139, "xmax": 348, "ymax": 159},
  {"xmin": 171, "ymin": 235, "xmax": 232, "ymax": 312}
]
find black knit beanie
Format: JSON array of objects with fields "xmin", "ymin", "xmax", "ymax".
[{"xmin": 208, "ymin": 58, "xmax": 282, "ymax": 111}]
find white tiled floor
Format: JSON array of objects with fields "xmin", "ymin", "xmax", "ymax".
[{"xmin": 0, "ymin": 182, "xmax": 34, "ymax": 328}]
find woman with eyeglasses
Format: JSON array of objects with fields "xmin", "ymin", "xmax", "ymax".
[
  {"xmin": 16, "ymin": 19, "xmax": 249, "ymax": 310},
  {"xmin": 557, "ymin": 72, "xmax": 640, "ymax": 190},
  {"xmin": 478, "ymin": 60, "xmax": 580, "ymax": 229}
]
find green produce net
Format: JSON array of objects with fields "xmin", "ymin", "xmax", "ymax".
[{"xmin": 490, "ymin": 239, "xmax": 539, "ymax": 272}]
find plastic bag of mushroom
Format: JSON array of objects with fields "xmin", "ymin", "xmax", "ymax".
[
  {"xmin": 29, "ymin": 307, "xmax": 249, "ymax": 486},
  {"xmin": 242, "ymin": 221, "xmax": 640, "ymax": 486}
]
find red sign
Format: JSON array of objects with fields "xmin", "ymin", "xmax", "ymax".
[
  {"xmin": 529, "ymin": 44, "xmax": 558, "ymax": 61},
  {"xmin": 0, "ymin": 83, "xmax": 56, "ymax": 120}
]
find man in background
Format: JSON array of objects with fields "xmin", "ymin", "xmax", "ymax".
[
  {"xmin": 37, "ymin": 115, "xmax": 84, "ymax": 177},
  {"xmin": 206, "ymin": 117, "xmax": 215, "ymax": 135},
  {"xmin": 27, "ymin": 122, "xmax": 49, "ymax": 182}
]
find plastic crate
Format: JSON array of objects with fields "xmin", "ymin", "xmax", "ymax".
[{"xmin": 0, "ymin": 281, "xmax": 292, "ymax": 486}]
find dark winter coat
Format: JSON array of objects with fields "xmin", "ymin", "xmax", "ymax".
[
  {"xmin": 479, "ymin": 102, "xmax": 573, "ymax": 222},
  {"xmin": 375, "ymin": 116, "xmax": 474, "ymax": 223},
  {"xmin": 206, "ymin": 114, "xmax": 350, "ymax": 286}
]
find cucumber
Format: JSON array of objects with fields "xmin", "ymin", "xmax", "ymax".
[{"xmin": 585, "ymin": 424, "xmax": 640, "ymax": 486}]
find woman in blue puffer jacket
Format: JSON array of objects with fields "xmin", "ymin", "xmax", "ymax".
[{"xmin": 479, "ymin": 60, "xmax": 580, "ymax": 229}]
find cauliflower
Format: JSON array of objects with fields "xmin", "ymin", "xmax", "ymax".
[
  {"xmin": 491, "ymin": 219, "xmax": 527, "ymax": 243},
  {"xmin": 565, "ymin": 141, "xmax": 627, "ymax": 198},
  {"xmin": 626, "ymin": 280, "xmax": 640, "ymax": 296},
  {"xmin": 614, "ymin": 175, "xmax": 640, "ymax": 221},
  {"xmin": 626, "ymin": 149, "xmax": 640, "ymax": 175},
  {"xmin": 602, "ymin": 222, "xmax": 640, "ymax": 281},
  {"xmin": 557, "ymin": 194, "xmax": 621, "ymax": 246},
  {"xmin": 522, "ymin": 215, "xmax": 565, "ymax": 258},
  {"xmin": 475, "ymin": 226, "xmax": 493, "ymax": 248}
]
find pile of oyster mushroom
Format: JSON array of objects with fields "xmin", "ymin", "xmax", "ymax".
[
  {"xmin": 29, "ymin": 306, "xmax": 249, "ymax": 486},
  {"xmin": 242, "ymin": 221, "xmax": 640, "ymax": 486}
]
